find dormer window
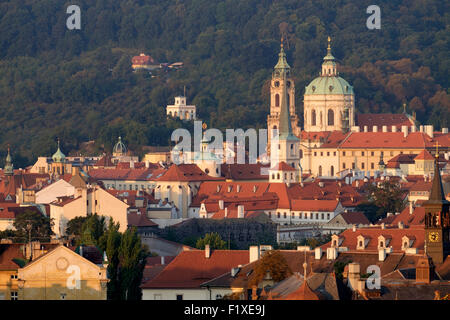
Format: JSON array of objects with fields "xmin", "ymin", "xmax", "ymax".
[
  {"xmin": 378, "ymin": 235, "xmax": 391, "ymax": 249},
  {"xmin": 402, "ymin": 235, "xmax": 415, "ymax": 250},
  {"xmin": 357, "ymin": 235, "xmax": 370, "ymax": 250}
]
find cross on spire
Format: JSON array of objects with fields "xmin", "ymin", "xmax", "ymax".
[{"xmin": 434, "ymin": 141, "xmax": 441, "ymax": 158}]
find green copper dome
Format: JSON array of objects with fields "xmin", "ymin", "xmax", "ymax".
[
  {"xmin": 305, "ymin": 76, "xmax": 354, "ymax": 95},
  {"xmin": 305, "ymin": 37, "xmax": 354, "ymax": 96},
  {"xmin": 113, "ymin": 136, "xmax": 127, "ymax": 156},
  {"xmin": 52, "ymin": 140, "xmax": 66, "ymax": 163}
]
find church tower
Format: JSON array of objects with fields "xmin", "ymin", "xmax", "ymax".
[
  {"xmin": 269, "ymin": 41, "xmax": 300, "ymax": 183},
  {"xmin": 424, "ymin": 154, "xmax": 450, "ymax": 265},
  {"xmin": 267, "ymin": 40, "xmax": 300, "ymax": 154},
  {"xmin": 4, "ymin": 147, "xmax": 13, "ymax": 176},
  {"xmin": 303, "ymin": 37, "xmax": 355, "ymax": 132}
]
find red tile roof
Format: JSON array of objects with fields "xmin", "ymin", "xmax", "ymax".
[
  {"xmin": 356, "ymin": 113, "xmax": 413, "ymax": 131},
  {"xmin": 93, "ymin": 154, "xmax": 115, "ymax": 167},
  {"xmin": 270, "ymin": 162, "xmax": 297, "ymax": 171},
  {"xmin": 321, "ymin": 225, "xmax": 425, "ymax": 253},
  {"xmin": 141, "ymin": 250, "xmax": 249, "ymax": 289},
  {"xmin": 338, "ymin": 211, "xmax": 371, "ymax": 225},
  {"xmin": 0, "ymin": 244, "xmax": 26, "ymax": 270},
  {"xmin": 132, "ymin": 54, "xmax": 155, "ymax": 65},
  {"xmin": 221, "ymin": 163, "xmax": 269, "ymax": 180},
  {"xmin": 156, "ymin": 164, "xmax": 224, "ymax": 182},
  {"xmin": 340, "ymin": 132, "xmax": 446, "ymax": 149},
  {"xmin": 127, "ymin": 212, "xmax": 157, "ymax": 228},
  {"xmin": 291, "ymin": 199, "xmax": 339, "ymax": 212},
  {"xmin": 88, "ymin": 167, "xmax": 161, "ymax": 181},
  {"xmin": 414, "ymin": 149, "xmax": 435, "ymax": 160}
]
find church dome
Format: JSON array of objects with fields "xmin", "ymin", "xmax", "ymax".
[
  {"xmin": 52, "ymin": 140, "xmax": 66, "ymax": 163},
  {"xmin": 305, "ymin": 36, "xmax": 354, "ymax": 96},
  {"xmin": 305, "ymin": 76, "xmax": 354, "ymax": 95},
  {"xmin": 113, "ymin": 136, "xmax": 127, "ymax": 156}
]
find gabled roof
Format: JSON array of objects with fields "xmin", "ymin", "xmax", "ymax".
[
  {"xmin": 291, "ymin": 199, "xmax": 339, "ymax": 212},
  {"xmin": 414, "ymin": 149, "xmax": 435, "ymax": 161},
  {"xmin": 127, "ymin": 212, "xmax": 157, "ymax": 228},
  {"xmin": 141, "ymin": 250, "xmax": 249, "ymax": 289},
  {"xmin": 0, "ymin": 243, "xmax": 26, "ymax": 270},
  {"xmin": 337, "ymin": 211, "xmax": 370, "ymax": 225},
  {"xmin": 156, "ymin": 164, "xmax": 224, "ymax": 182},
  {"xmin": 220, "ymin": 163, "xmax": 269, "ymax": 181},
  {"xmin": 270, "ymin": 161, "xmax": 297, "ymax": 171}
]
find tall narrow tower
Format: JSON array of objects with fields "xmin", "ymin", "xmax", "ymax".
[
  {"xmin": 267, "ymin": 40, "xmax": 300, "ymax": 154},
  {"xmin": 270, "ymin": 41, "xmax": 300, "ymax": 179},
  {"xmin": 424, "ymin": 153, "xmax": 450, "ymax": 264}
]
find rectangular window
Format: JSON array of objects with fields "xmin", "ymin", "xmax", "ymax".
[
  {"xmin": 277, "ymin": 212, "xmax": 280, "ymax": 218},
  {"xmin": 361, "ymin": 151, "xmax": 365, "ymax": 156},
  {"xmin": 371, "ymin": 151, "xmax": 375, "ymax": 156},
  {"xmin": 314, "ymin": 152, "xmax": 317, "ymax": 156},
  {"xmin": 315, "ymin": 213, "xmax": 319, "ymax": 219},
  {"xmin": 333, "ymin": 152, "xmax": 336, "ymax": 156},
  {"xmin": 361, "ymin": 162, "xmax": 365, "ymax": 169},
  {"xmin": 343, "ymin": 163, "xmax": 346, "ymax": 169},
  {"xmin": 352, "ymin": 163, "xmax": 355, "ymax": 169},
  {"xmin": 10, "ymin": 274, "xmax": 17, "ymax": 280},
  {"xmin": 320, "ymin": 152, "xmax": 323, "ymax": 156},
  {"xmin": 176, "ymin": 294, "xmax": 183, "ymax": 301},
  {"xmin": 343, "ymin": 151, "xmax": 346, "ymax": 156},
  {"xmin": 321, "ymin": 213, "xmax": 324, "ymax": 220},
  {"xmin": 299, "ymin": 212, "xmax": 302, "ymax": 219},
  {"xmin": 371, "ymin": 163, "xmax": 374, "ymax": 169},
  {"xmin": 327, "ymin": 213, "xmax": 330, "ymax": 220},
  {"xmin": 154, "ymin": 294, "xmax": 162, "ymax": 300},
  {"xmin": 10, "ymin": 291, "xmax": 18, "ymax": 300},
  {"xmin": 327, "ymin": 152, "xmax": 330, "ymax": 156}
]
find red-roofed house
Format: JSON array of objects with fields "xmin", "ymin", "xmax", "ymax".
[{"xmin": 141, "ymin": 247, "xmax": 250, "ymax": 300}]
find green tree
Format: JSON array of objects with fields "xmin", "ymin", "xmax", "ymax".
[
  {"xmin": 364, "ymin": 180, "xmax": 406, "ymax": 221},
  {"xmin": 195, "ymin": 232, "xmax": 227, "ymax": 250},
  {"xmin": 118, "ymin": 227, "xmax": 148, "ymax": 300},
  {"xmin": 79, "ymin": 214, "xmax": 106, "ymax": 246},
  {"xmin": 66, "ymin": 216, "xmax": 88, "ymax": 237},
  {"xmin": 13, "ymin": 209, "xmax": 53, "ymax": 242},
  {"xmin": 102, "ymin": 219, "xmax": 122, "ymax": 300}
]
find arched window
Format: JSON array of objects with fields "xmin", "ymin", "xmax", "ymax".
[
  {"xmin": 275, "ymin": 94, "xmax": 280, "ymax": 107},
  {"xmin": 277, "ymin": 173, "xmax": 280, "ymax": 180},
  {"xmin": 330, "ymin": 165, "xmax": 334, "ymax": 176},
  {"xmin": 287, "ymin": 94, "xmax": 290, "ymax": 109},
  {"xmin": 318, "ymin": 166, "xmax": 322, "ymax": 176},
  {"xmin": 174, "ymin": 111, "xmax": 178, "ymax": 117},
  {"xmin": 185, "ymin": 111, "xmax": 189, "ymax": 119},
  {"xmin": 328, "ymin": 109, "xmax": 334, "ymax": 126},
  {"xmin": 311, "ymin": 110, "xmax": 316, "ymax": 126},
  {"xmin": 320, "ymin": 112, "xmax": 323, "ymax": 125}
]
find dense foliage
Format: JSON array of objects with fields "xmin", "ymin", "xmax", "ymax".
[
  {"xmin": 12, "ymin": 209, "xmax": 54, "ymax": 242},
  {"xmin": 249, "ymin": 250, "xmax": 292, "ymax": 286},
  {"xmin": 357, "ymin": 179, "xmax": 407, "ymax": 222},
  {"xmin": 0, "ymin": 0, "xmax": 448, "ymax": 168},
  {"xmin": 195, "ymin": 232, "xmax": 228, "ymax": 249}
]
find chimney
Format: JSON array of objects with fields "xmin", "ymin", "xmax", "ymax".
[
  {"xmin": 381, "ymin": 223, "xmax": 385, "ymax": 229},
  {"xmin": 237, "ymin": 205, "xmax": 244, "ymax": 218},
  {"xmin": 347, "ymin": 263, "xmax": 361, "ymax": 291},
  {"xmin": 364, "ymin": 126, "xmax": 368, "ymax": 132},
  {"xmin": 352, "ymin": 225, "xmax": 357, "ymax": 232},
  {"xmin": 219, "ymin": 200, "xmax": 224, "ymax": 210},
  {"xmin": 224, "ymin": 207, "xmax": 228, "ymax": 218},
  {"xmin": 161, "ymin": 256, "xmax": 165, "ymax": 265},
  {"xmin": 249, "ymin": 246, "xmax": 260, "ymax": 263},
  {"xmin": 145, "ymin": 161, "xmax": 150, "ymax": 168},
  {"xmin": 130, "ymin": 160, "xmax": 134, "ymax": 169},
  {"xmin": 237, "ymin": 185, "xmax": 241, "ymax": 192},
  {"xmin": 401, "ymin": 125, "xmax": 408, "ymax": 138},
  {"xmin": 425, "ymin": 125, "xmax": 434, "ymax": 138},
  {"xmin": 419, "ymin": 125, "xmax": 424, "ymax": 132},
  {"xmin": 411, "ymin": 126, "xmax": 416, "ymax": 133},
  {"xmin": 382, "ymin": 125, "xmax": 387, "ymax": 132},
  {"xmin": 398, "ymin": 221, "xmax": 404, "ymax": 229},
  {"xmin": 442, "ymin": 128, "xmax": 449, "ymax": 134},
  {"xmin": 409, "ymin": 202, "xmax": 414, "ymax": 215},
  {"xmin": 373, "ymin": 125, "xmax": 378, "ymax": 132},
  {"xmin": 326, "ymin": 247, "xmax": 338, "ymax": 260},
  {"xmin": 392, "ymin": 126, "xmax": 397, "ymax": 133},
  {"xmin": 315, "ymin": 247, "xmax": 323, "ymax": 260},
  {"xmin": 378, "ymin": 248, "xmax": 386, "ymax": 262},
  {"xmin": 205, "ymin": 244, "xmax": 210, "ymax": 259}
]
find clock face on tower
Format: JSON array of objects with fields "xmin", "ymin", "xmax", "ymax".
[{"xmin": 428, "ymin": 232, "xmax": 439, "ymax": 242}]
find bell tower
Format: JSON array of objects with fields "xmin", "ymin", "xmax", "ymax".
[
  {"xmin": 424, "ymin": 150, "xmax": 450, "ymax": 265},
  {"xmin": 267, "ymin": 39, "xmax": 300, "ymax": 154}
]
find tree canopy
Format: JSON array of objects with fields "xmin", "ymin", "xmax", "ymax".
[{"xmin": 0, "ymin": 0, "xmax": 448, "ymax": 167}]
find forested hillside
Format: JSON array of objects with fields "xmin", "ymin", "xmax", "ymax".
[{"xmin": 0, "ymin": 0, "xmax": 448, "ymax": 167}]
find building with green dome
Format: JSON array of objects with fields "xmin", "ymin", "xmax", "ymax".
[
  {"xmin": 51, "ymin": 139, "xmax": 66, "ymax": 175},
  {"xmin": 4, "ymin": 147, "xmax": 14, "ymax": 176},
  {"xmin": 303, "ymin": 37, "xmax": 355, "ymax": 132}
]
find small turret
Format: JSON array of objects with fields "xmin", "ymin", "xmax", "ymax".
[{"xmin": 4, "ymin": 146, "xmax": 13, "ymax": 176}]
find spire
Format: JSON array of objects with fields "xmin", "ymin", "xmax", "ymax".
[
  {"xmin": 324, "ymin": 36, "xmax": 335, "ymax": 61},
  {"xmin": 322, "ymin": 36, "xmax": 337, "ymax": 77},
  {"xmin": 52, "ymin": 138, "xmax": 66, "ymax": 163},
  {"xmin": 274, "ymin": 38, "xmax": 291, "ymax": 75},
  {"xmin": 4, "ymin": 146, "xmax": 13, "ymax": 176},
  {"xmin": 278, "ymin": 65, "xmax": 298, "ymax": 142},
  {"xmin": 427, "ymin": 156, "xmax": 447, "ymax": 203}
]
